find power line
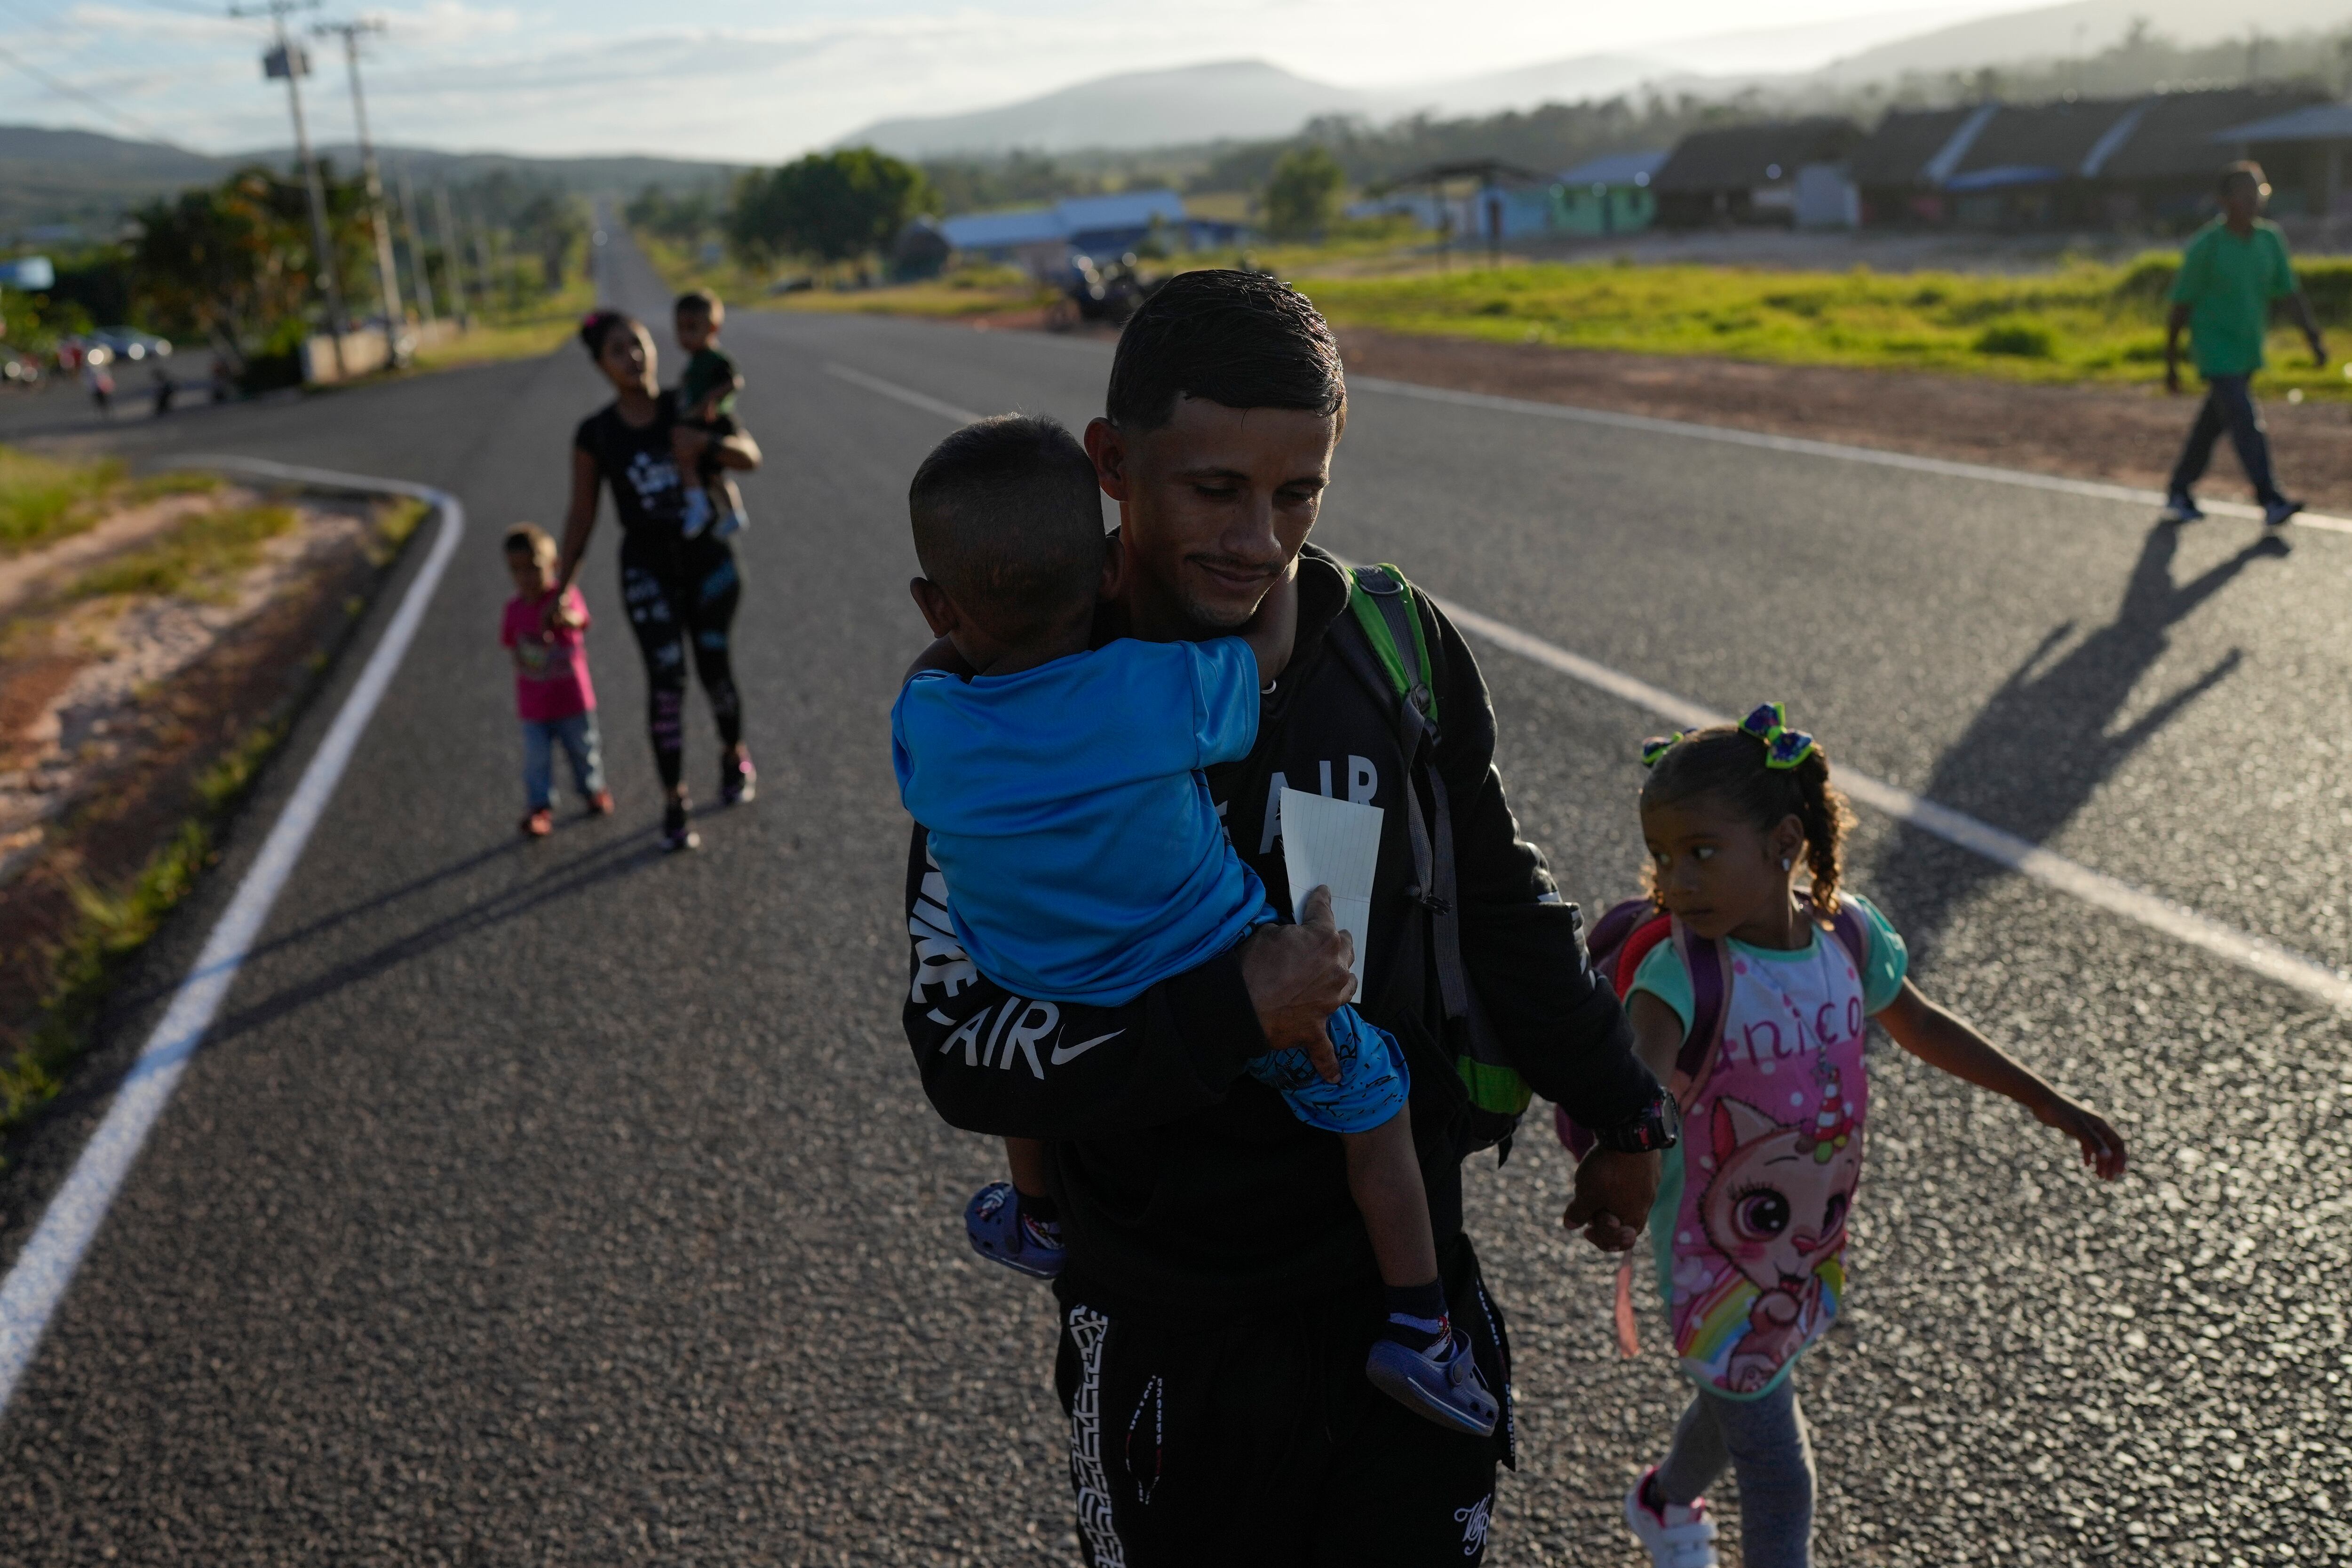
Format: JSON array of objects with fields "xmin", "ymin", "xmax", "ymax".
[{"xmin": 0, "ymin": 37, "xmax": 198, "ymax": 152}]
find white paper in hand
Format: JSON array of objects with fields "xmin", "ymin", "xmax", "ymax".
[{"xmin": 1278, "ymin": 788, "xmax": 1383, "ymax": 992}]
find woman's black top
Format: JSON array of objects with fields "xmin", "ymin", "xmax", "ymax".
[{"xmin": 574, "ymin": 390, "xmax": 690, "ymax": 546}]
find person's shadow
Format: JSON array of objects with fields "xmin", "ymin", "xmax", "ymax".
[{"xmin": 1882, "ymin": 521, "xmax": 2282, "ymax": 953}]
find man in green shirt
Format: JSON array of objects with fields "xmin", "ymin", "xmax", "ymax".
[{"xmin": 2162, "ymin": 162, "xmax": 2328, "ymax": 529}]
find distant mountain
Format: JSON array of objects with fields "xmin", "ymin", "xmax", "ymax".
[
  {"xmin": 847, "ymin": 60, "xmax": 1379, "ymax": 157},
  {"xmin": 0, "ymin": 127, "xmax": 737, "ymax": 241},
  {"xmin": 1818, "ymin": 0, "xmax": 2352, "ymax": 84},
  {"xmin": 1391, "ymin": 54, "xmax": 1677, "ymax": 119}
]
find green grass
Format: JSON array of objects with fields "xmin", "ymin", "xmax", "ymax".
[
  {"xmin": 636, "ymin": 230, "xmax": 1053, "ymax": 320},
  {"xmin": 1244, "ymin": 251, "xmax": 2352, "ymax": 398},
  {"xmin": 0, "ymin": 446, "xmax": 124, "ymax": 555},
  {"xmin": 0, "ymin": 817, "xmax": 216, "ymax": 1134},
  {"xmin": 0, "ymin": 448, "xmax": 230, "ymax": 558},
  {"xmin": 69, "ymin": 503, "xmax": 298, "ymax": 601},
  {"xmin": 406, "ymin": 272, "xmax": 598, "ymax": 375},
  {"xmin": 0, "ymin": 493, "xmax": 432, "ymax": 1147}
]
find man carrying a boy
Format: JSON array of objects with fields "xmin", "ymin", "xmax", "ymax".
[
  {"xmin": 898, "ymin": 270, "xmax": 1674, "ymax": 1565},
  {"xmin": 2162, "ymin": 161, "xmax": 2328, "ymax": 529}
]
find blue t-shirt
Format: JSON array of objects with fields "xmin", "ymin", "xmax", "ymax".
[{"xmin": 890, "ymin": 637, "xmax": 1268, "ymax": 1005}]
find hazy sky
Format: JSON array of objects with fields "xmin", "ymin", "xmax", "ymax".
[{"xmin": 1, "ymin": 0, "xmax": 2045, "ymax": 159}]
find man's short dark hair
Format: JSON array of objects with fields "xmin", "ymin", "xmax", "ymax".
[
  {"xmin": 909, "ymin": 414, "xmax": 1104, "ymax": 636},
  {"xmin": 1105, "ymin": 269, "xmax": 1345, "ymax": 433},
  {"xmin": 2220, "ymin": 161, "xmax": 2268, "ymax": 196},
  {"xmin": 674, "ymin": 288, "xmax": 720, "ymax": 317}
]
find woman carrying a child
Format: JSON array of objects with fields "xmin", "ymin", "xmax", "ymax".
[{"xmin": 553, "ymin": 309, "xmax": 762, "ymax": 852}]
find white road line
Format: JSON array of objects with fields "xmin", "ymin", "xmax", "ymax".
[
  {"xmin": 1436, "ymin": 600, "xmax": 2352, "ymax": 1015},
  {"xmin": 0, "ymin": 458, "xmax": 464, "ymax": 1418},
  {"xmin": 825, "ymin": 361, "xmax": 982, "ymax": 423},
  {"xmin": 820, "ymin": 358, "xmax": 2352, "ymax": 1012},
  {"xmin": 1351, "ymin": 375, "xmax": 2352, "ymax": 537}
]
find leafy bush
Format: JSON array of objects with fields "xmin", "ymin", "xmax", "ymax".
[{"xmin": 1973, "ymin": 319, "xmax": 2056, "ymax": 358}]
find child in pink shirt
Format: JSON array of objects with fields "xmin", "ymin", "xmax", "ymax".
[{"xmin": 501, "ymin": 524, "xmax": 612, "ymax": 836}]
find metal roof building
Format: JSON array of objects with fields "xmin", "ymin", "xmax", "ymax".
[{"xmin": 1651, "ymin": 119, "xmax": 1865, "ymax": 226}]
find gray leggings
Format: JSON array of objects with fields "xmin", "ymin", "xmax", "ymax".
[{"xmin": 1655, "ymin": 1376, "xmax": 1815, "ymax": 1568}]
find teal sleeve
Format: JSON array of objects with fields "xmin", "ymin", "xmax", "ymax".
[
  {"xmin": 2169, "ymin": 237, "xmax": 2207, "ymax": 304},
  {"xmin": 2269, "ymin": 233, "xmax": 2297, "ymax": 299},
  {"xmin": 1628, "ymin": 939, "xmax": 1692, "ymax": 1034},
  {"xmin": 1187, "ymin": 637, "xmax": 1262, "ymax": 768},
  {"xmin": 1844, "ymin": 892, "xmax": 1910, "ymax": 1014}
]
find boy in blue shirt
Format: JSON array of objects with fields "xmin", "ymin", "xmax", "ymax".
[{"xmin": 890, "ymin": 414, "xmax": 1498, "ymax": 1436}]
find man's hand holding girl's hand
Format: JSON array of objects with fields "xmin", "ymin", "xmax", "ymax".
[
  {"xmin": 1239, "ymin": 885, "xmax": 1355, "ymax": 1085},
  {"xmin": 1562, "ymin": 1149, "xmax": 1660, "ymax": 1252},
  {"xmin": 2033, "ymin": 1094, "xmax": 2129, "ymax": 1180}
]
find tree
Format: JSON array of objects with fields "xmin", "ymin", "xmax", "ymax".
[
  {"xmin": 1262, "ymin": 146, "xmax": 1346, "ymax": 239},
  {"xmin": 131, "ymin": 166, "xmax": 365, "ymax": 371},
  {"xmin": 729, "ymin": 148, "xmax": 934, "ymax": 267},
  {"xmin": 514, "ymin": 191, "xmax": 586, "ymax": 290}
]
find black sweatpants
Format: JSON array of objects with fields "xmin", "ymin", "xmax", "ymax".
[
  {"xmin": 1053, "ymin": 1239, "xmax": 1511, "ymax": 1566},
  {"xmin": 2168, "ymin": 372, "xmax": 2282, "ymax": 505},
  {"xmin": 618, "ymin": 534, "xmax": 742, "ymax": 792}
]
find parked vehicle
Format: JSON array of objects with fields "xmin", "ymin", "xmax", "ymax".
[
  {"xmin": 1045, "ymin": 252, "xmax": 1158, "ymax": 331},
  {"xmin": 88, "ymin": 327, "xmax": 173, "ymax": 363}
]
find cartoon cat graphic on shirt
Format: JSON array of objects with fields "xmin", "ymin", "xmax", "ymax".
[{"xmin": 1699, "ymin": 1094, "xmax": 1865, "ymax": 1393}]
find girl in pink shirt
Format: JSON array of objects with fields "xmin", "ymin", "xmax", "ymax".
[{"xmin": 501, "ymin": 524, "xmax": 612, "ymax": 836}]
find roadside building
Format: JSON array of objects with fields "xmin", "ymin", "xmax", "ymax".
[
  {"xmin": 937, "ymin": 189, "xmax": 1230, "ymax": 277},
  {"xmin": 1851, "ymin": 87, "xmax": 2330, "ymax": 231},
  {"xmin": 1651, "ymin": 118, "xmax": 1864, "ymax": 227},
  {"xmin": 2214, "ymin": 100, "xmax": 2352, "ymax": 221},
  {"xmin": 1550, "ymin": 151, "xmax": 1667, "ymax": 236}
]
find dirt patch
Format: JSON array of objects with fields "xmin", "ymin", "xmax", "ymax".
[
  {"xmin": 1331, "ymin": 326, "xmax": 2352, "ymax": 515},
  {"xmin": 0, "ymin": 484, "xmax": 421, "ymax": 1144}
]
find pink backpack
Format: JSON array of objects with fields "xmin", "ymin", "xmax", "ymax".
[{"xmin": 1557, "ymin": 896, "xmax": 1871, "ymax": 1156}]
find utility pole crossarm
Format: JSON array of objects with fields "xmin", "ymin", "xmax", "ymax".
[{"xmin": 234, "ymin": 0, "xmax": 345, "ymax": 377}]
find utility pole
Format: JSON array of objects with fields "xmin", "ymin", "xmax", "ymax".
[
  {"xmin": 395, "ymin": 163, "xmax": 436, "ymax": 326},
  {"xmin": 462, "ymin": 194, "xmax": 494, "ymax": 315},
  {"xmin": 432, "ymin": 184, "xmax": 471, "ymax": 327},
  {"xmin": 237, "ymin": 0, "xmax": 344, "ymax": 378},
  {"xmin": 316, "ymin": 16, "xmax": 402, "ymax": 353}
]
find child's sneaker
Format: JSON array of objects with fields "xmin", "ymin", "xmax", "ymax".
[
  {"xmin": 2158, "ymin": 493, "xmax": 2204, "ymax": 524},
  {"xmin": 680, "ymin": 486, "xmax": 712, "ymax": 540},
  {"xmin": 721, "ymin": 747, "xmax": 756, "ymax": 806},
  {"xmin": 1623, "ymin": 1470, "xmax": 1719, "ymax": 1568},
  {"xmin": 964, "ymin": 1181, "xmax": 1064, "ymax": 1279},
  {"xmin": 1364, "ymin": 1329, "xmax": 1500, "ymax": 1436},
  {"xmin": 586, "ymin": 790, "xmax": 615, "ymax": 816},
  {"xmin": 662, "ymin": 797, "xmax": 699, "ymax": 853},
  {"xmin": 714, "ymin": 497, "xmax": 748, "ymax": 538},
  {"xmin": 519, "ymin": 806, "xmax": 553, "ymax": 837},
  {"xmin": 2264, "ymin": 496, "xmax": 2304, "ymax": 528}
]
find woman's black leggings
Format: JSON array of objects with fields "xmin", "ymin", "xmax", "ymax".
[{"xmin": 619, "ymin": 536, "xmax": 742, "ymax": 792}]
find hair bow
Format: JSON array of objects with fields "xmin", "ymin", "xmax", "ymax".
[
  {"xmin": 1740, "ymin": 702, "xmax": 1816, "ymax": 770},
  {"xmin": 1638, "ymin": 731, "xmax": 1688, "ymax": 769}
]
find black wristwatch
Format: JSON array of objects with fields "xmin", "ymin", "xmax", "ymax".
[{"xmin": 1588, "ymin": 1089, "xmax": 1680, "ymax": 1154}]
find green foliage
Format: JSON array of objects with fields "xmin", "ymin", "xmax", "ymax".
[
  {"xmin": 625, "ymin": 183, "xmax": 723, "ymax": 243},
  {"xmin": 1973, "ymin": 318, "xmax": 2056, "ymax": 358},
  {"xmin": 1263, "ymin": 146, "xmax": 1345, "ymax": 240},
  {"xmin": 730, "ymin": 148, "xmax": 934, "ymax": 266},
  {"xmin": 513, "ymin": 190, "xmax": 587, "ymax": 290},
  {"xmin": 1266, "ymin": 254, "xmax": 2352, "ymax": 394},
  {"xmin": 0, "ymin": 445, "xmax": 122, "ymax": 555},
  {"xmin": 129, "ymin": 164, "xmax": 371, "ymax": 368},
  {"xmin": 921, "ymin": 151, "xmax": 1091, "ymax": 215},
  {"xmin": 70, "ymin": 504, "xmax": 297, "ymax": 601}
]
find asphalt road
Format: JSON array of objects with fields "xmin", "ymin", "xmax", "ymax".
[{"xmin": 1, "ymin": 230, "xmax": 2346, "ymax": 1567}]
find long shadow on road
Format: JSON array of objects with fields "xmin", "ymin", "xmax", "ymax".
[
  {"xmin": 1884, "ymin": 521, "xmax": 2282, "ymax": 953},
  {"xmin": 25, "ymin": 829, "xmax": 664, "ymax": 1138}
]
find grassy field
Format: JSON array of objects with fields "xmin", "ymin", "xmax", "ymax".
[
  {"xmin": 0, "ymin": 448, "xmax": 222, "ymax": 558},
  {"xmin": 1243, "ymin": 250, "xmax": 2352, "ymax": 398},
  {"xmin": 635, "ymin": 231, "xmax": 1052, "ymax": 320},
  {"xmin": 405, "ymin": 271, "xmax": 597, "ymax": 375}
]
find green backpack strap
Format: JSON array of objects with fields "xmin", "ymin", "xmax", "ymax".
[{"xmin": 1339, "ymin": 565, "xmax": 1532, "ymax": 1140}]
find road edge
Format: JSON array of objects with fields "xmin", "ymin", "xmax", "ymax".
[{"xmin": 0, "ymin": 457, "xmax": 465, "ymax": 1417}]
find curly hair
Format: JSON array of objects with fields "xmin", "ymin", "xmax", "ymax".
[{"xmin": 1642, "ymin": 723, "xmax": 1856, "ymax": 915}]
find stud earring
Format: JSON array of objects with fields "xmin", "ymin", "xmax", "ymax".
[{"xmin": 1781, "ymin": 858, "xmax": 1793, "ymax": 870}]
